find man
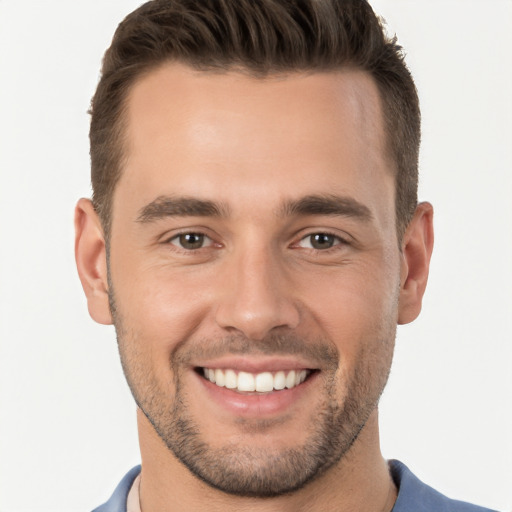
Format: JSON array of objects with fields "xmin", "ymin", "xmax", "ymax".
[{"xmin": 74, "ymin": 1, "xmax": 497, "ymax": 511}]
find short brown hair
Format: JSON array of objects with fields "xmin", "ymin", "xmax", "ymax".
[{"xmin": 90, "ymin": 0, "xmax": 420, "ymax": 239}]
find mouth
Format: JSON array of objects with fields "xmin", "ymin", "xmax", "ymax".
[{"xmin": 196, "ymin": 367, "xmax": 316, "ymax": 393}]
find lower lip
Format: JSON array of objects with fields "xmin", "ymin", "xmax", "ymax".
[{"xmin": 195, "ymin": 370, "xmax": 319, "ymax": 417}]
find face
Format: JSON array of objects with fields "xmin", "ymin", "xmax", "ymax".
[{"xmin": 99, "ymin": 65, "xmax": 404, "ymax": 496}]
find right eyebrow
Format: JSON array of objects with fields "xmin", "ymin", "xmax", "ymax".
[
  {"xmin": 136, "ymin": 195, "xmax": 229, "ymax": 223},
  {"xmin": 279, "ymin": 194, "xmax": 373, "ymax": 222}
]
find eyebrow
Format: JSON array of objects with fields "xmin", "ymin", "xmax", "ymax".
[
  {"xmin": 279, "ymin": 194, "xmax": 373, "ymax": 222},
  {"xmin": 136, "ymin": 196, "xmax": 229, "ymax": 223},
  {"xmin": 136, "ymin": 193, "xmax": 373, "ymax": 223}
]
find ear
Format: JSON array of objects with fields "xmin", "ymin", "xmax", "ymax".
[
  {"xmin": 398, "ymin": 202, "xmax": 434, "ymax": 325},
  {"xmin": 74, "ymin": 198, "xmax": 113, "ymax": 325}
]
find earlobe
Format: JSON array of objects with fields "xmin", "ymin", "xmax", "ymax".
[
  {"xmin": 74, "ymin": 198, "xmax": 113, "ymax": 325},
  {"xmin": 397, "ymin": 202, "xmax": 434, "ymax": 325}
]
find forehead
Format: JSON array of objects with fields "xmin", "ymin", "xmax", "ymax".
[
  {"xmin": 125, "ymin": 64, "xmax": 386, "ymax": 158},
  {"xmin": 116, "ymin": 63, "xmax": 393, "ymax": 224}
]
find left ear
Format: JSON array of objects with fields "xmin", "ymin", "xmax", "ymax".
[{"xmin": 398, "ymin": 202, "xmax": 434, "ymax": 325}]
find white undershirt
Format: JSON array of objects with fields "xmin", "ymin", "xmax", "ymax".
[{"xmin": 127, "ymin": 473, "xmax": 142, "ymax": 512}]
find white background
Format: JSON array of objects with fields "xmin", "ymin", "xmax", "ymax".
[{"xmin": 0, "ymin": 1, "xmax": 511, "ymax": 511}]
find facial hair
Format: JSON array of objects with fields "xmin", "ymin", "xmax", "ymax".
[{"xmin": 109, "ymin": 280, "xmax": 395, "ymax": 498}]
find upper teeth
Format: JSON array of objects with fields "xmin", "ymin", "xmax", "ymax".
[{"xmin": 202, "ymin": 368, "xmax": 310, "ymax": 392}]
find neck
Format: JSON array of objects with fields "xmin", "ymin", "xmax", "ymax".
[{"xmin": 136, "ymin": 408, "xmax": 397, "ymax": 512}]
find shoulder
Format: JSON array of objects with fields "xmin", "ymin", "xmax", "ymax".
[
  {"xmin": 92, "ymin": 462, "xmax": 497, "ymax": 512},
  {"xmin": 390, "ymin": 460, "xmax": 497, "ymax": 512},
  {"xmin": 92, "ymin": 465, "xmax": 141, "ymax": 512}
]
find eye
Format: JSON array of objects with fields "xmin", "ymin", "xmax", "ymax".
[
  {"xmin": 168, "ymin": 232, "xmax": 212, "ymax": 250},
  {"xmin": 298, "ymin": 233, "xmax": 343, "ymax": 250}
]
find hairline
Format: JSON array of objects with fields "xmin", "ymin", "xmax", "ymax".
[{"xmin": 98, "ymin": 60, "xmax": 407, "ymax": 243}]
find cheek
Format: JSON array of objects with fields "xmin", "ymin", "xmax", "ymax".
[
  {"xmin": 113, "ymin": 260, "xmax": 210, "ymax": 330},
  {"xmin": 297, "ymin": 261, "xmax": 399, "ymax": 350},
  {"xmin": 111, "ymin": 265, "xmax": 215, "ymax": 385},
  {"xmin": 301, "ymin": 269, "xmax": 398, "ymax": 406}
]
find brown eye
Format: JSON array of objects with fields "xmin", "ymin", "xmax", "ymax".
[
  {"xmin": 298, "ymin": 233, "xmax": 341, "ymax": 250},
  {"xmin": 309, "ymin": 233, "xmax": 336, "ymax": 249},
  {"xmin": 172, "ymin": 233, "xmax": 207, "ymax": 250}
]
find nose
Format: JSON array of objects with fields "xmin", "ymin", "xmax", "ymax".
[{"xmin": 214, "ymin": 245, "xmax": 300, "ymax": 340}]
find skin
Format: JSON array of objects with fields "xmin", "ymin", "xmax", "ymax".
[{"xmin": 75, "ymin": 64, "xmax": 433, "ymax": 512}]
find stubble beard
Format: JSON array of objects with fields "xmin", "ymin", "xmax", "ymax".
[
  {"xmin": 161, "ymin": 358, "xmax": 387, "ymax": 497},
  {"xmin": 109, "ymin": 288, "xmax": 395, "ymax": 497},
  {"xmin": 117, "ymin": 340, "xmax": 394, "ymax": 496}
]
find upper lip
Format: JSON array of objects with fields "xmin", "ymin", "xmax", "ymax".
[{"xmin": 193, "ymin": 356, "xmax": 319, "ymax": 374}]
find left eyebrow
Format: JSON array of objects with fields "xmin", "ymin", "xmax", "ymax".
[
  {"xmin": 136, "ymin": 195, "xmax": 229, "ymax": 223},
  {"xmin": 279, "ymin": 194, "xmax": 373, "ymax": 222}
]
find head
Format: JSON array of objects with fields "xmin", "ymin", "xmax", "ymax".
[
  {"xmin": 90, "ymin": 0, "xmax": 420, "ymax": 241},
  {"xmin": 76, "ymin": 0, "xmax": 433, "ymax": 500}
]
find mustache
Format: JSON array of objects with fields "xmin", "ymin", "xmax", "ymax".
[{"xmin": 172, "ymin": 333, "xmax": 339, "ymax": 371}]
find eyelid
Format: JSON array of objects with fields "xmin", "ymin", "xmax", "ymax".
[
  {"xmin": 160, "ymin": 228, "xmax": 219, "ymax": 250},
  {"xmin": 159, "ymin": 226, "xmax": 209, "ymax": 241},
  {"xmin": 169, "ymin": 233, "xmax": 213, "ymax": 247},
  {"xmin": 293, "ymin": 229, "xmax": 352, "ymax": 249}
]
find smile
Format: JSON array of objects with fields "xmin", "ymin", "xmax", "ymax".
[{"xmin": 200, "ymin": 368, "xmax": 312, "ymax": 393}]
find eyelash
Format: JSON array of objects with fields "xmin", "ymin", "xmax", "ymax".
[
  {"xmin": 164, "ymin": 230, "xmax": 350, "ymax": 253},
  {"xmin": 165, "ymin": 231, "xmax": 217, "ymax": 252},
  {"xmin": 293, "ymin": 231, "xmax": 350, "ymax": 252}
]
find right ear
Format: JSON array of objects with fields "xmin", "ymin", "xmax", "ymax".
[{"xmin": 74, "ymin": 198, "xmax": 113, "ymax": 325}]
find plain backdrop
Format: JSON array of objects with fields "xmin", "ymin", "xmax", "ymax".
[{"xmin": 0, "ymin": 1, "xmax": 511, "ymax": 511}]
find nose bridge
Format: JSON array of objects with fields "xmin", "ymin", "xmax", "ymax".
[{"xmin": 214, "ymin": 237, "xmax": 300, "ymax": 340}]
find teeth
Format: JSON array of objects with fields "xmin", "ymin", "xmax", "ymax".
[
  {"xmin": 225, "ymin": 369, "xmax": 237, "ymax": 389},
  {"xmin": 201, "ymin": 368, "xmax": 311, "ymax": 392},
  {"xmin": 285, "ymin": 371, "xmax": 296, "ymax": 389},
  {"xmin": 237, "ymin": 372, "xmax": 255, "ymax": 392},
  {"xmin": 255, "ymin": 372, "xmax": 273, "ymax": 392},
  {"xmin": 274, "ymin": 371, "xmax": 286, "ymax": 390},
  {"xmin": 214, "ymin": 369, "xmax": 225, "ymax": 387}
]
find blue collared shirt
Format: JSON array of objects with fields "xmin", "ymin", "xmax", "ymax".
[{"xmin": 92, "ymin": 460, "xmax": 497, "ymax": 512}]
